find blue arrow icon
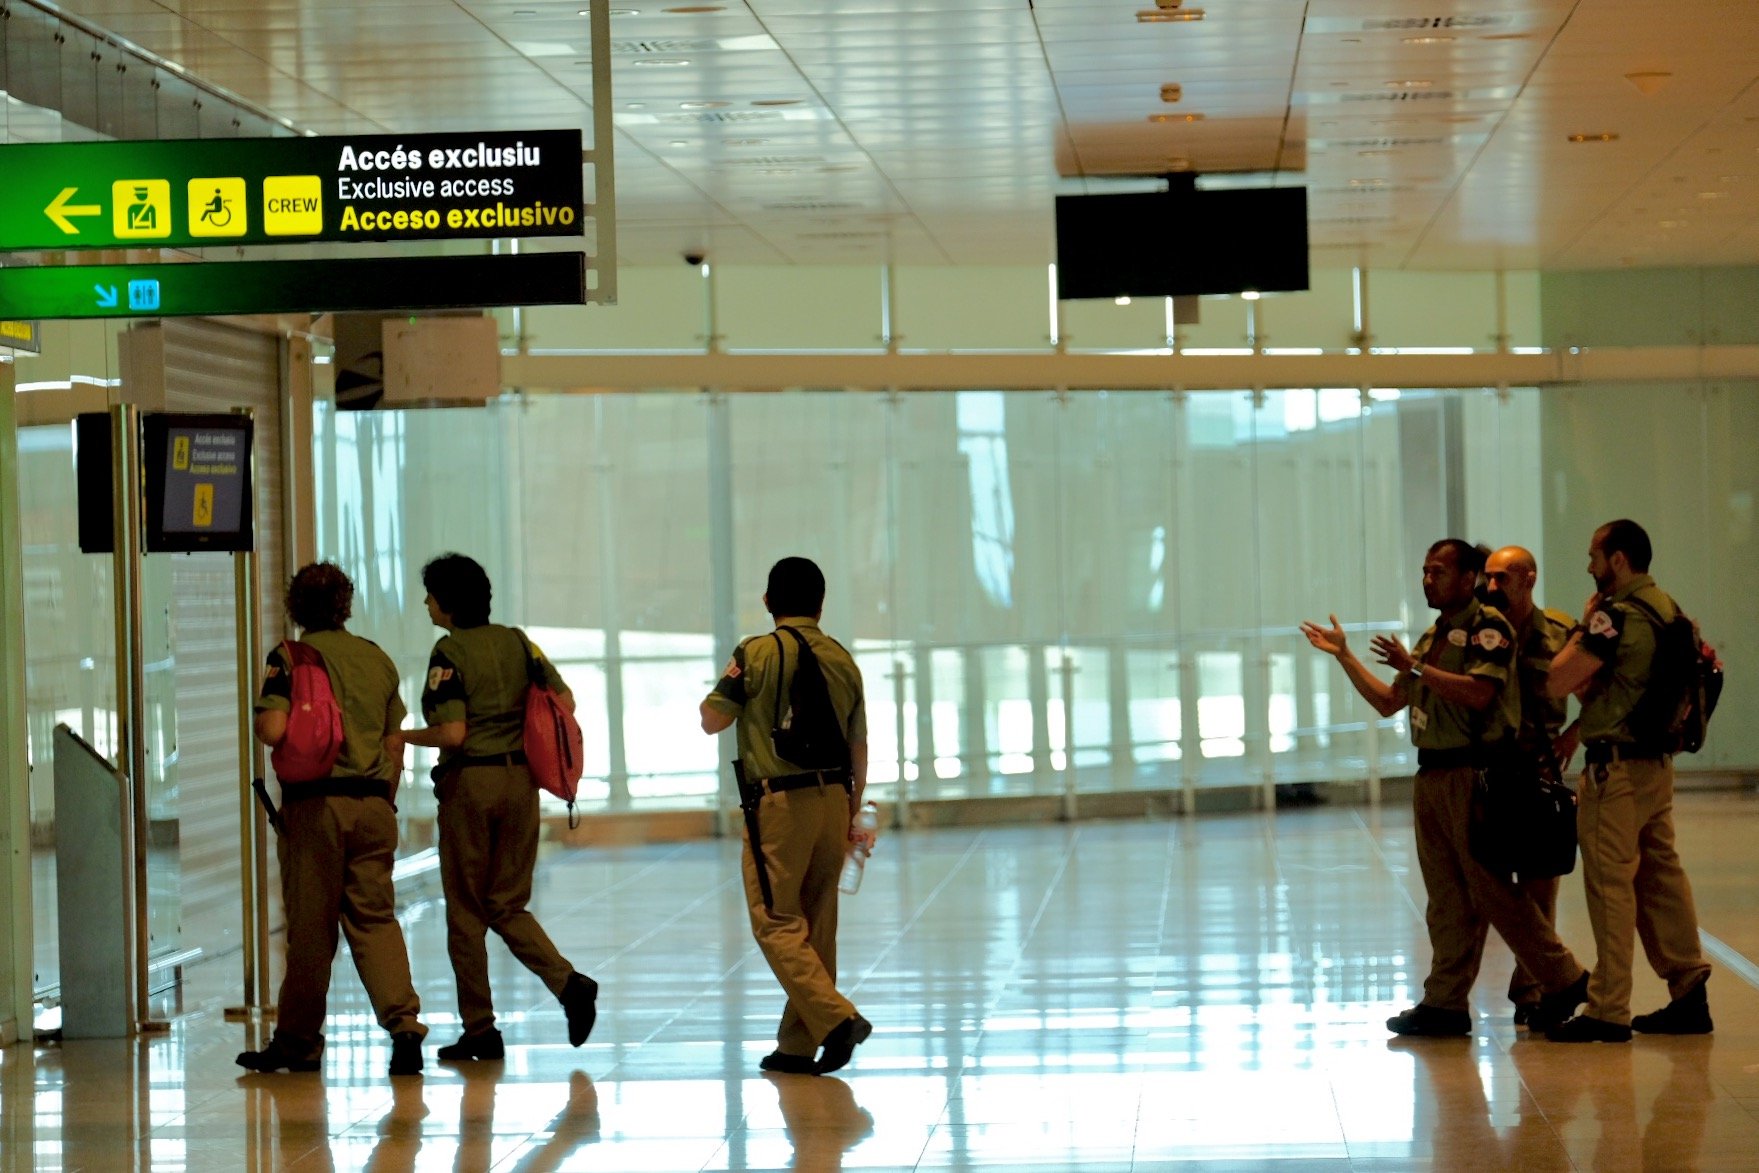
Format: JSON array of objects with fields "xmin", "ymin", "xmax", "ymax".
[{"xmin": 95, "ymin": 284, "xmax": 119, "ymax": 308}]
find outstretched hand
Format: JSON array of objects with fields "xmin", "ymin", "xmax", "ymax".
[
  {"xmin": 1369, "ymin": 633, "xmax": 1417, "ymax": 674},
  {"xmin": 1299, "ymin": 615, "xmax": 1348, "ymax": 657}
]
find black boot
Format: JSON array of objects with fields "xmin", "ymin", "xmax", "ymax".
[{"xmin": 1632, "ymin": 977, "xmax": 1713, "ymax": 1035}]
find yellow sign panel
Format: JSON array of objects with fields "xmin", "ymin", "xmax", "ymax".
[
  {"xmin": 112, "ymin": 180, "xmax": 172, "ymax": 239},
  {"xmin": 192, "ymin": 483, "xmax": 214, "ymax": 528},
  {"xmin": 172, "ymin": 436, "xmax": 191, "ymax": 471},
  {"xmin": 187, "ymin": 177, "xmax": 248, "ymax": 237},
  {"xmin": 263, "ymin": 175, "xmax": 323, "ymax": 236}
]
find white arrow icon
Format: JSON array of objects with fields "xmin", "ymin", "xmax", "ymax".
[{"xmin": 95, "ymin": 285, "xmax": 119, "ymax": 308}]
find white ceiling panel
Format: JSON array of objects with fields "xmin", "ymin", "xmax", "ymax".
[{"xmin": 27, "ymin": 0, "xmax": 1759, "ymax": 269}]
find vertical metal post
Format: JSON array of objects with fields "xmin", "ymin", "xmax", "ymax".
[
  {"xmin": 707, "ymin": 391, "xmax": 738, "ymax": 834},
  {"xmin": 229, "ymin": 542, "xmax": 267, "ymax": 1018},
  {"xmin": 585, "ymin": 0, "xmax": 619, "ymax": 305},
  {"xmin": 110, "ymin": 404, "xmax": 156, "ymax": 1031},
  {"xmin": 595, "ymin": 399, "xmax": 630, "ymax": 808},
  {"xmin": 1058, "ymin": 652, "xmax": 1077, "ymax": 821},
  {"xmin": 890, "ymin": 658, "xmax": 911, "ymax": 824}
]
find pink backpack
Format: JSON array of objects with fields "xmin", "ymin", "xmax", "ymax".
[
  {"xmin": 270, "ymin": 640, "xmax": 345, "ymax": 783},
  {"xmin": 518, "ymin": 630, "xmax": 583, "ymax": 825}
]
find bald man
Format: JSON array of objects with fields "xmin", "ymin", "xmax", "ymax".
[{"xmin": 1481, "ymin": 545, "xmax": 1583, "ymax": 1026}]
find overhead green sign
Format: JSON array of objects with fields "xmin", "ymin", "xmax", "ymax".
[
  {"xmin": 0, "ymin": 129, "xmax": 585, "ymax": 252},
  {"xmin": 0, "ymin": 253, "xmax": 586, "ymax": 320}
]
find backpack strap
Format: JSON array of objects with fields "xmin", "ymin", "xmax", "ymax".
[{"xmin": 771, "ymin": 630, "xmax": 788, "ymax": 724}]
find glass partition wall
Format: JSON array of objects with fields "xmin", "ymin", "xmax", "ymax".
[{"xmin": 311, "ymin": 385, "xmax": 1547, "ymax": 821}]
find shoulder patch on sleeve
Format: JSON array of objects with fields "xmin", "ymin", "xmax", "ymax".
[
  {"xmin": 427, "ymin": 666, "xmax": 454, "ymax": 691},
  {"xmin": 1588, "ymin": 610, "xmax": 1616, "ymax": 638},
  {"xmin": 722, "ymin": 657, "xmax": 742, "ymax": 680},
  {"xmin": 1474, "ymin": 627, "xmax": 1509, "ymax": 652}
]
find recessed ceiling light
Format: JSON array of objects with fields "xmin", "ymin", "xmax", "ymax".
[
  {"xmin": 1386, "ymin": 80, "xmax": 1434, "ymax": 89},
  {"xmin": 633, "ymin": 57, "xmax": 691, "ymax": 66},
  {"xmin": 1402, "ymin": 35, "xmax": 1455, "ymax": 44},
  {"xmin": 1114, "ymin": 297, "xmax": 1132, "ymax": 306},
  {"xmin": 624, "ymin": 101, "xmax": 646, "ymax": 109},
  {"xmin": 751, "ymin": 98, "xmax": 802, "ymax": 107},
  {"xmin": 665, "ymin": 4, "xmax": 726, "ymax": 10},
  {"xmin": 725, "ymin": 138, "xmax": 770, "ymax": 146},
  {"xmin": 1137, "ymin": 8, "xmax": 1204, "ymax": 21},
  {"xmin": 679, "ymin": 99, "xmax": 728, "ymax": 108},
  {"xmin": 669, "ymin": 139, "xmax": 691, "ymax": 146},
  {"xmin": 1567, "ymin": 132, "xmax": 1619, "ymax": 143},
  {"xmin": 757, "ymin": 168, "xmax": 797, "ymax": 175},
  {"xmin": 608, "ymin": 7, "xmax": 641, "ymax": 14},
  {"xmin": 513, "ymin": 8, "xmax": 539, "ymax": 16}
]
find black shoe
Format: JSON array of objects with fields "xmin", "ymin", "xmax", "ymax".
[
  {"xmin": 437, "ymin": 1028, "xmax": 505, "ymax": 1061},
  {"xmin": 815, "ymin": 1013, "xmax": 873, "ymax": 1074},
  {"xmin": 759, "ymin": 1050, "xmax": 818, "ymax": 1075},
  {"xmin": 388, "ymin": 1031, "xmax": 424, "ymax": 1076},
  {"xmin": 562, "ymin": 973, "xmax": 599, "ymax": 1047},
  {"xmin": 1545, "ymin": 1014, "xmax": 1632, "ymax": 1043},
  {"xmin": 1385, "ymin": 1004, "xmax": 1471, "ymax": 1037},
  {"xmin": 1512, "ymin": 1003, "xmax": 1534, "ymax": 1028},
  {"xmin": 1528, "ymin": 970, "xmax": 1590, "ymax": 1034},
  {"xmin": 1632, "ymin": 977, "xmax": 1713, "ymax": 1035},
  {"xmin": 236, "ymin": 1040, "xmax": 321, "ymax": 1073}
]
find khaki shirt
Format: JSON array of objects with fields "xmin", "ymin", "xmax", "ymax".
[
  {"xmin": 703, "ymin": 616, "xmax": 867, "ymax": 779},
  {"xmin": 1393, "ymin": 598, "xmax": 1519, "ymax": 750},
  {"xmin": 1577, "ymin": 574, "xmax": 1673, "ymax": 743},
  {"xmin": 256, "ymin": 629, "xmax": 406, "ymax": 782},
  {"xmin": 421, "ymin": 623, "xmax": 570, "ymax": 771},
  {"xmin": 1514, "ymin": 607, "xmax": 1573, "ymax": 751}
]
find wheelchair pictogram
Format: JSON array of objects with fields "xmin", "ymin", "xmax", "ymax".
[{"xmin": 199, "ymin": 190, "xmax": 232, "ymax": 228}]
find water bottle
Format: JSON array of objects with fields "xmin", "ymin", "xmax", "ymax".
[{"xmin": 838, "ymin": 801, "xmax": 880, "ymax": 894}]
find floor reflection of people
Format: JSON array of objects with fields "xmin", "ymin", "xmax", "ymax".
[
  {"xmin": 769, "ymin": 1072, "xmax": 873, "ymax": 1172},
  {"xmin": 509, "ymin": 1071, "xmax": 601, "ymax": 1173},
  {"xmin": 450, "ymin": 1065, "xmax": 601, "ymax": 1173},
  {"xmin": 1640, "ymin": 1041, "xmax": 1712, "ymax": 1172},
  {"xmin": 1393, "ymin": 1039, "xmax": 1570, "ymax": 1173},
  {"xmin": 251, "ymin": 1068, "xmax": 427, "ymax": 1173}
]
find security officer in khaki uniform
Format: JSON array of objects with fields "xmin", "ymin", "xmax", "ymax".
[
  {"xmin": 402, "ymin": 552, "xmax": 600, "ymax": 1061},
  {"xmin": 700, "ymin": 556, "xmax": 874, "ymax": 1076},
  {"xmin": 242, "ymin": 562, "xmax": 426, "ymax": 1077},
  {"xmin": 1544, "ymin": 519, "xmax": 1713, "ymax": 1042},
  {"xmin": 1483, "ymin": 545, "xmax": 1580, "ymax": 1025},
  {"xmin": 1303, "ymin": 539, "xmax": 1589, "ymax": 1037}
]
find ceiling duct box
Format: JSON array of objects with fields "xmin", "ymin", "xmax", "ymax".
[{"xmin": 380, "ymin": 315, "xmax": 501, "ymax": 406}]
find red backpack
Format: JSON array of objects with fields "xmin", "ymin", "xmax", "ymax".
[
  {"xmin": 518, "ymin": 630, "xmax": 584, "ymax": 826},
  {"xmin": 270, "ymin": 639, "xmax": 344, "ymax": 783}
]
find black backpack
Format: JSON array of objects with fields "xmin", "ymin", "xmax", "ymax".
[
  {"xmin": 1625, "ymin": 594, "xmax": 1723, "ymax": 755},
  {"xmin": 769, "ymin": 626, "xmax": 850, "ymax": 771}
]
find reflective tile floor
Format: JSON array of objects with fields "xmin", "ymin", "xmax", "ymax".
[{"xmin": 5, "ymin": 790, "xmax": 1759, "ymax": 1171}]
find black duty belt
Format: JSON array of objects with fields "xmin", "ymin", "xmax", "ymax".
[
  {"xmin": 1416, "ymin": 746, "xmax": 1479, "ymax": 770},
  {"xmin": 450, "ymin": 751, "xmax": 528, "ymax": 769},
  {"xmin": 1584, "ymin": 742, "xmax": 1665, "ymax": 765},
  {"xmin": 282, "ymin": 777, "xmax": 394, "ymax": 802},
  {"xmin": 746, "ymin": 768, "xmax": 851, "ymax": 796}
]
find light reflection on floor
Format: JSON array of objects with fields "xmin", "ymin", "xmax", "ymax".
[{"xmin": 5, "ymin": 793, "xmax": 1759, "ymax": 1170}]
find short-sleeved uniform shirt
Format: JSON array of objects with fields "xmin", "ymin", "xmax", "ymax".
[
  {"xmin": 1392, "ymin": 597, "xmax": 1519, "ymax": 750},
  {"xmin": 1514, "ymin": 607, "xmax": 1574, "ymax": 751},
  {"xmin": 1577, "ymin": 574, "xmax": 1672, "ymax": 743},
  {"xmin": 256, "ymin": 629, "xmax": 406, "ymax": 782},
  {"xmin": 703, "ymin": 616, "xmax": 867, "ymax": 780},
  {"xmin": 420, "ymin": 623, "xmax": 570, "ymax": 775}
]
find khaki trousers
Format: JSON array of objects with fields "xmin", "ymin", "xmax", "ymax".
[
  {"xmin": 1505, "ymin": 875, "xmax": 1561, "ymax": 1007},
  {"xmin": 1577, "ymin": 755, "xmax": 1711, "ymax": 1024},
  {"xmin": 438, "ymin": 763, "xmax": 575, "ymax": 1035},
  {"xmin": 273, "ymin": 794, "xmax": 424, "ymax": 1057},
  {"xmin": 742, "ymin": 782, "xmax": 857, "ymax": 1056},
  {"xmin": 1414, "ymin": 765, "xmax": 1585, "ymax": 1012}
]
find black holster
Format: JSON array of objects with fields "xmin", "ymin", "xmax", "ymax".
[{"xmin": 733, "ymin": 760, "xmax": 776, "ymax": 912}]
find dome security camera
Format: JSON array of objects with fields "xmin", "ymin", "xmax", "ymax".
[{"xmin": 683, "ymin": 250, "xmax": 706, "ymax": 267}]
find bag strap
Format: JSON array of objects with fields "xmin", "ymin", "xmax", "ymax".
[
  {"xmin": 771, "ymin": 631, "xmax": 787, "ymax": 720},
  {"xmin": 512, "ymin": 626, "xmax": 546, "ymax": 687}
]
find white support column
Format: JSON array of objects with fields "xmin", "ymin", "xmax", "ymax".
[{"xmin": 0, "ymin": 356, "xmax": 33, "ymax": 1042}]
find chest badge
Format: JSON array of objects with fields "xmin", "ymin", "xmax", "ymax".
[{"xmin": 1448, "ymin": 628, "xmax": 1469, "ymax": 647}]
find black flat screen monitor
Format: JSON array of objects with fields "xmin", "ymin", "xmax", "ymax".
[
  {"xmin": 1055, "ymin": 185, "xmax": 1309, "ymax": 300},
  {"xmin": 142, "ymin": 413, "xmax": 254, "ymax": 553}
]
